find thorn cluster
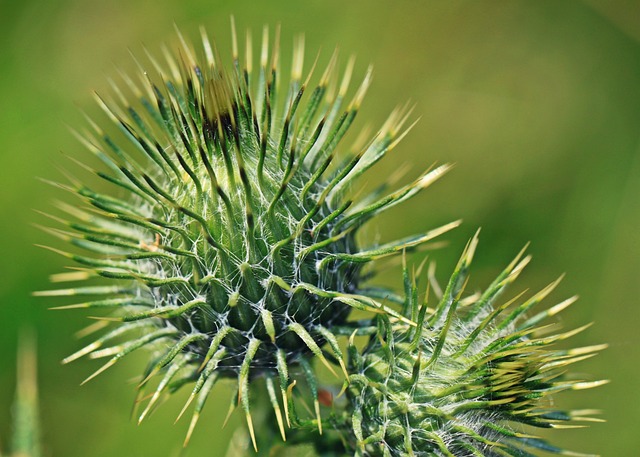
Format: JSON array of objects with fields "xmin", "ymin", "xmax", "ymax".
[
  {"xmin": 345, "ymin": 233, "xmax": 607, "ymax": 457},
  {"xmin": 37, "ymin": 21, "xmax": 455, "ymax": 449}
]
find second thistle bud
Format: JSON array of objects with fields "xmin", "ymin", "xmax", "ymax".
[{"xmin": 344, "ymin": 234, "xmax": 606, "ymax": 457}]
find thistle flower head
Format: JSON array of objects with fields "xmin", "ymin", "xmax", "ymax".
[
  {"xmin": 345, "ymin": 233, "xmax": 606, "ymax": 457},
  {"xmin": 37, "ymin": 21, "xmax": 456, "ymax": 447}
]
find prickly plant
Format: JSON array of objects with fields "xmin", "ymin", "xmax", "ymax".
[
  {"xmin": 36, "ymin": 21, "xmax": 457, "ymax": 448},
  {"xmin": 341, "ymin": 233, "xmax": 606, "ymax": 457}
]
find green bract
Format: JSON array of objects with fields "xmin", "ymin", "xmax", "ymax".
[
  {"xmin": 344, "ymin": 234, "xmax": 606, "ymax": 457},
  {"xmin": 37, "ymin": 23, "xmax": 456, "ymax": 448}
]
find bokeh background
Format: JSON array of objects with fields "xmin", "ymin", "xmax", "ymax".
[{"xmin": 1, "ymin": 1, "xmax": 639, "ymax": 455}]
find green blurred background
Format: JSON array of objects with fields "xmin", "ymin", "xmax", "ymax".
[{"xmin": 1, "ymin": 0, "xmax": 638, "ymax": 455}]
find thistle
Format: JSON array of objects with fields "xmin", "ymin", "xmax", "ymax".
[
  {"xmin": 36, "ymin": 21, "xmax": 457, "ymax": 448},
  {"xmin": 343, "ymin": 233, "xmax": 606, "ymax": 457}
]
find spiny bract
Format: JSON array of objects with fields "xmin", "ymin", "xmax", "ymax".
[
  {"xmin": 344, "ymin": 234, "xmax": 606, "ymax": 457},
  {"xmin": 37, "ymin": 22, "xmax": 456, "ymax": 447}
]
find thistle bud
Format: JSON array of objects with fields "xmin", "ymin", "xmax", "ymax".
[
  {"xmin": 37, "ymin": 21, "xmax": 455, "ymax": 448},
  {"xmin": 345, "ymin": 233, "xmax": 606, "ymax": 457}
]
